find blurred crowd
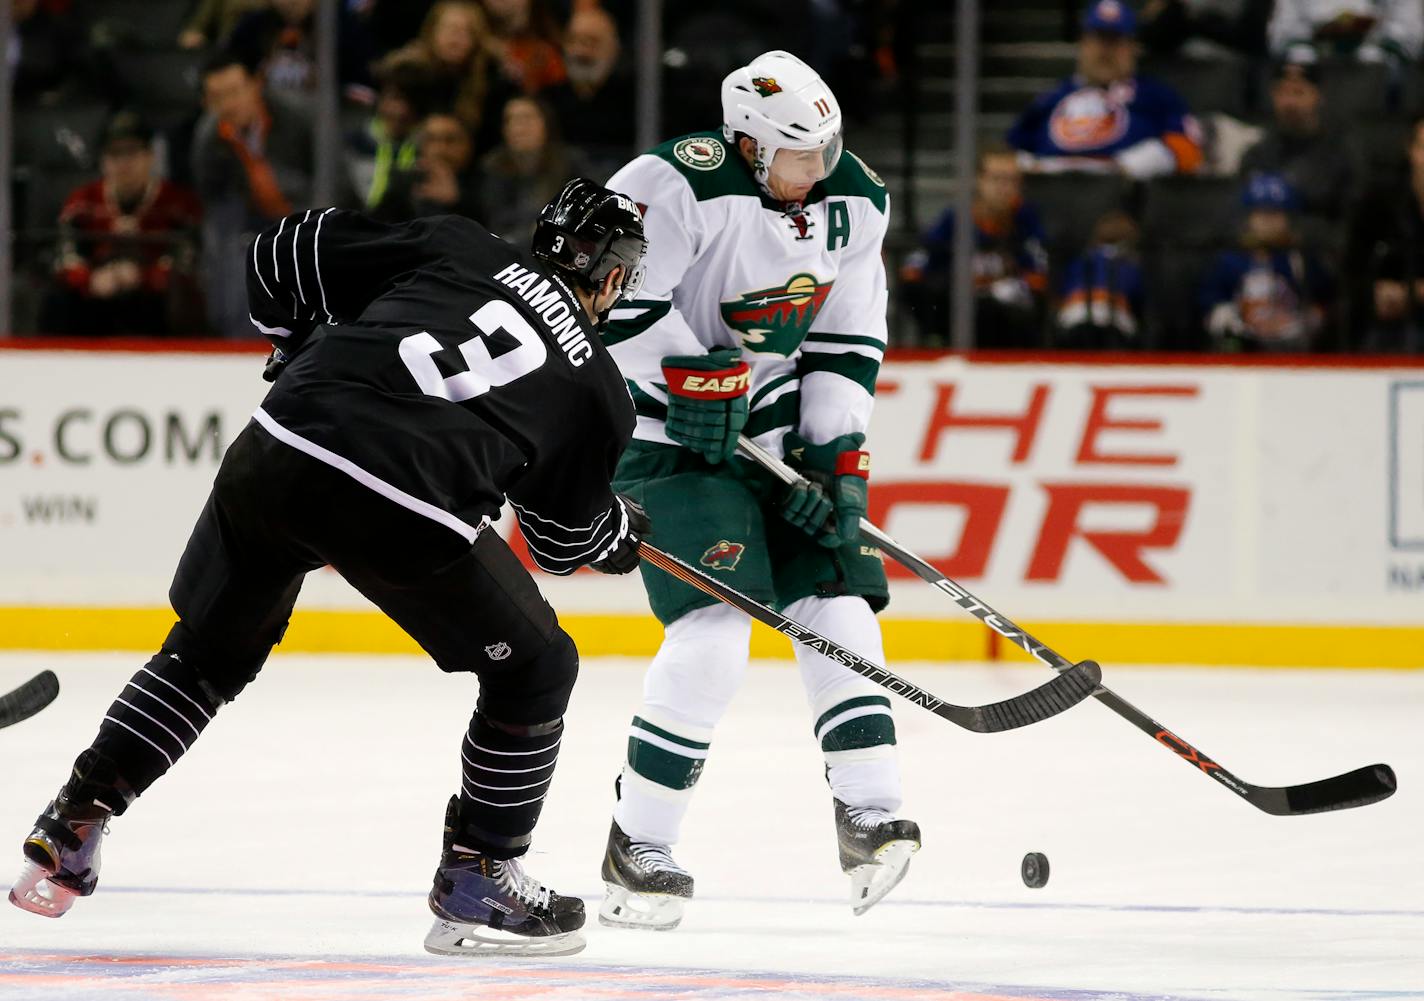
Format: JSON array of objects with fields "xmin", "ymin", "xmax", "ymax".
[
  {"xmin": 902, "ymin": 0, "xmax": 1424, "ymax": 353},
  {"xmin": 10, "ymin": 0, "xmax": 1424, "ymax": 353},
  {"xmin": 8, "ymin": 0, "xmax": 892, "ymax": 338}
]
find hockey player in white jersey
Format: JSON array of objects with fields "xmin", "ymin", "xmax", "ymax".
[{"xmin": 596, "ymin": 50, "xmax": 919, "ymax": 931}]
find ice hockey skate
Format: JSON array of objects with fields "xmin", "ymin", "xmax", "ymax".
[
  {"xmin": 599, "ymin": 819, "xmax": 694, "ymax": 931},
  {"xmin": 10, "ymin": 792, "xmax": 113, "ymax": 918},
  {"xmin": 424, "ymin": 797, "xmax": 585, "ymax": 957},
  {"xmin": 835, "ymin": 797, "xmax": 921, "ymax": 916}
]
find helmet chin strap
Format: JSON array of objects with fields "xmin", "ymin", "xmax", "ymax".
[
  {"xmin": 750, "ymin": 139, "xmax": 777, "ymax": 199},
  {"xmin": 725, "ymin": 125, "xmax": 781, "ymax": 202},
  {"xmin": 749, "ymin": 140, "xmax": 806, "ymax": 215}
]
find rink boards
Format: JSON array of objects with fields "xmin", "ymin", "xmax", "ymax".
[{"xmin": 1, "ymin": 343, "xmax": 1421, "ymax": 668}]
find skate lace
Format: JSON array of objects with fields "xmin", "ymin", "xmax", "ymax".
[
  {"xmin": 629, "ymin": 841, "xmax": 687, "ymax": 876},
  {"xmin": 845, "ymin": 805, "xmax": 897, "ymax": 830},
  {"xmin": 492, "ymin": 858, "xmax": 552, "ymax": 912}
]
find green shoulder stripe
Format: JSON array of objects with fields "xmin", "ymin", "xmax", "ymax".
[
  {"xmin": 814, "ymin": 150, "xmax": 888, "ymax": 214},
  {"xmin": 749, "ymin": 372, "xmax": 797, "ymax": 408},
  {"xmin": 743, "ymin": 390, "xmax": 801, "ymax": 439},
  {"xmin": 803, "ymin": 331, "xmax": 886, "ymax": 354},
  {"xmin": 628, "ymin": 382, "xmax": 669, "ymax": 420},
  {"xmin": 797, "ymin": 351, "xmax": 881, "ymax": 395},
  {"xmin": 648, "ymin": 133, "xmax": 759, "ymax": 201},
  {"xmin": 602, "ymin": 299, "xmax": 670, "ymax": 347}
]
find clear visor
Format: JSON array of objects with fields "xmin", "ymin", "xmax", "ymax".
[
  {"xmin": 770, "ymin": 131, "xmax": 844, "ymax": 187},
  {"xmin": 618, "ymin": 260, "xmax": 646, "ymax": 301}
]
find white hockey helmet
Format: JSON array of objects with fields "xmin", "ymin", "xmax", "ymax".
[{"xmin": 721, "ymin": 50, "xmax": 843, "ymax": 198}]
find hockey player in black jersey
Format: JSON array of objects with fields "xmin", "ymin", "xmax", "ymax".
[{"xmin": 10, "ymin": 179, "xmax": 649, "ymax": 958}]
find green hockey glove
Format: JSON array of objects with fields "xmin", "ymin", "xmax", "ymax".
[
  {"xmin": 779, "ymin": 477, "xmax": 837, "ymax": 542},
  {"xmin": 783, "ymin": 431, "xmax": 870, "ymax": 548},
  {"xmin": 660, "ymin": 347, "xmax": 750, "ymax": 464}
]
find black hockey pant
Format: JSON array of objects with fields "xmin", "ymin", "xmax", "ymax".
[{"xmin": 74, "ymin": 421, "xmax": 577, "ymax": 857}]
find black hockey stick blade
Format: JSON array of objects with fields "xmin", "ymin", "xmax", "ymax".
[
  {"xmin": 0, "ymin": 670, "xmax": 60, "ymax": 728},
  {"xmin": 639, "ymin": 543, "xmax": 1101, "ymax": 734},
  {"xmin": 970, "ymin": 659, "xmax": 1102, "ymax": 733},
  {"xmin": 1250, "ymin": 763, "xmax": 1397, "ymax": 817}
]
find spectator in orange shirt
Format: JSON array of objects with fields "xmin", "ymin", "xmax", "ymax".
[
  {"xmin": 484, "ymin": 0, "xmax": 567, "ymax": 94},
  {"xmin": 192, "ymin": 50, "xmax": 314, "ymax": 336},
  {"xmin": 43, "ymin": 111, "xmax": 204, "ymax": 336}
]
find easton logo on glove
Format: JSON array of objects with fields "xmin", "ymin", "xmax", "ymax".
[
  {"xmin": 662, "ymin": 361, "xmax": 751, "ymax": 399},
  {"xmin": 836, "ymin": 451, "xmax": 871, "ymax": 478}
]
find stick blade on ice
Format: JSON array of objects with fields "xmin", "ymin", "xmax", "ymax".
[{"xmin": 0, "ymin": 670, "xmax": 60, "ymax": 728}]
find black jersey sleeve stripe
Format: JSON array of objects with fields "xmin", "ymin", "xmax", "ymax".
[
  {"xmin": 290, "ymin": 209, "xmax": 312, "ymax": 313},
  {"xmin": 248, "ymin": 209, "xmax": 448, "ymax": 346},
  {"xmin": 271, "ymin": 216, "xmax": 286, "ymax": 284},
  {"xmin": 515, "ymin": 501, "xmax": 627, "ymax": 574},
  {"xmin": 508, "ymin": 500, "xmax": 614, "ymax": 539},
  {"xmin": 518, "ymin": 514, "xmax": 620, "ymax": 563},
  {"xmin": 512, "ymin": 505, "xmax": 613, "ymax": 550},
  {"xmin": 251, "ymin": 229, "xmax": 275, "ymax": 301},
  {"xmin": 314, "ymin": 207, "xmax": 336, "ymax": 323}
]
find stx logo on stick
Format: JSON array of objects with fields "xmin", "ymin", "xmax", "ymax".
[{"xmin": 933, "ymin": 578, "xmax": 1047, "ymax": 660}]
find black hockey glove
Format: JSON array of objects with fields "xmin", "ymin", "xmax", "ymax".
[
  {"xmin": 262, "ymin": 347, "xmax": 289, "ymax": 382},
  {"xmin": 590, "ymin": 494, "xmax": 651, "ymax": 575}
]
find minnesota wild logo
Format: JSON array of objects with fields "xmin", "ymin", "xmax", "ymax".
[
  {"xmin": 719, "ymin": 273, "xmax": 834, "ymax": 356},
  {"xmin": 700, "ymin": 540, "xmax": 746, "ymax": 571},
  {"xmin": 672, "ymin": 137, "xmax": 725, "ymax": 171},
  {"xmin": 751, "ymin": 76, "xmax": 782, "ymax": 97}
]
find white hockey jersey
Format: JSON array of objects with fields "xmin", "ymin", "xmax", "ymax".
[{"xmin": 603, "ymin": 132, "xmax": 890, "ymax": 457}]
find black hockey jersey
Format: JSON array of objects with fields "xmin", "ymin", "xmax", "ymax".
[{"xmin": 246, "ymin": 208, "xmax": 635, "ymax": 575}]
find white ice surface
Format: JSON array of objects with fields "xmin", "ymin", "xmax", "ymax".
[{"xmin": 0, "ymin": 652, "xmax": 1420, "ymax": 1000}]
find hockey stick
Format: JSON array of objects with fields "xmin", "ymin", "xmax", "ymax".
[
  {"xmin": 736, "ymin": 435, "xmax": 1397, "ymax": 816},
  {"xmin": 0, "ymin": 671, "xmax": 60, "ymax": 729},
  {"xmin": 638, "ymin": 542, "xmax": 1101, "ymax": 734}
]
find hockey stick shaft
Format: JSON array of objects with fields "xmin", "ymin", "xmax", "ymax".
[
  {"xmin": 736, "ymin": 435, "xmax": 1397, "ymax": 815},
  {"xmin": 0, "ymin": 670, "xmax": 60, "ymax": 729},
  {"xmin": 638, "ymin": 542, "xmax": 1101, "ymax": 734}
]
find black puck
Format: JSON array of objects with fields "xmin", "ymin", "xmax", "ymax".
[{"xmin": 1021, "ymin": 851, "xmax": 1050, "ymax": 888}]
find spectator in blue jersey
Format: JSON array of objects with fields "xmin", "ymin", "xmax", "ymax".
[
  {"xmin": 1007, "ymin": 0, "xmax": 1204, "ymax": 179},
  {"xmin": 900, "ymin": 146, "xmax": 1049, "ymax": 346},
  {"xmin": 1055, "ymin": 210, "xmax": 1146, "ymax": 349},
  {"xmin": 1199, "ymin": 173, "xmax": 1336, "ymax": 352}
]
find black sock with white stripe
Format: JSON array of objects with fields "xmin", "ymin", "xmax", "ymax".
[
  {"xmin": 456, "ymin": 712, "xmax": 562, "ymax": 859},
  {"xmin": 82, "ymin": 652, "xmax": 223, "ymax": 812}
]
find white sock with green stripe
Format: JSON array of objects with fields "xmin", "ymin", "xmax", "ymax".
[
  {"xmin": 615, "ymin": 708, "xmax": 715, "ymax": 845},
  {"xmin": 786, "ymin": 595, "xmax": 904, "ymax": 812},
  {"xmin": 615, "ymin": 606, "xmax": 753, "ymax": 844}
]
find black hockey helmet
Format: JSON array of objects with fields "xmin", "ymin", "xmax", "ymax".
[{"xmin": 532, "ymin": 177, "xmax": 647, "ymax": 301}]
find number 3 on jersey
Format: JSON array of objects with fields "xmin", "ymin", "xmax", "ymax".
[{"xmin": 399, "ymin": 300, "xmax": 548, "ymax": 403}]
